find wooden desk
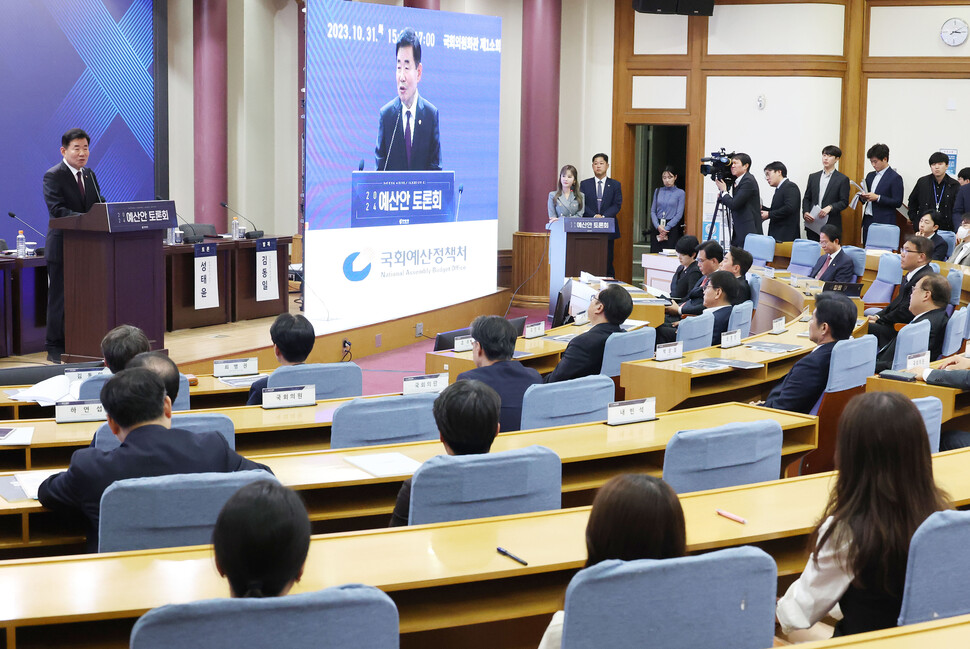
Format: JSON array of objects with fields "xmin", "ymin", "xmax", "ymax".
[
  {"xmin": 164, "ymin": 240, "xmax": 234, "ymax": 331},
  {"xmin": 425, "ymin": 331, "xmax": 569, "ymax": 379},
  {"xmin": 867, "ymin": 369, "xmax": 970, "ymax": 424},
  {"xmin": 231, "ymin": 236, "xmax": 292, "ymax": 321},
  {"xmin": 10, "ymin": 256, "xmax": 48, "ymax": 355},
  {"xmin": 794, "ymin": 613, "xmax": 970, "ymax": 649}
]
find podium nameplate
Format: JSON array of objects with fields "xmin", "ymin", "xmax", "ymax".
[
  {"xmin": 561, "ymin": 217, "xmax": 615, "ymax": 234},
  {"xmin": 105, "ymin": 201, "xmax": 177, "ymax": 233}
]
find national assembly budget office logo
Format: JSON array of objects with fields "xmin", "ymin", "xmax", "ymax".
[{"xmin": 342, "ymin": 251, "xmax": 372, "ymax": 282}]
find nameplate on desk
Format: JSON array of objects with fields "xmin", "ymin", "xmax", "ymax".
[
  {"xmin": 655, "ymin": 341, "xmax": 683, "ymax": 361},
  {"xmin": 261, "ymin": 385, "xmax": 315, "ymax": 409},
  {"xmin": 106, "ymin": 200, "xmax": 177, "ymax": 233},
  {"xmin": 524, "ymin": 322, "xmax": 545, "ymax": 339},
  {"xmin": 453, "ymin": 335, "xmax": 474, "ymax": 352},
  {"xmin": 771, "ymin": 317, "xmax": 787, "ymax": 334},
  {"xmin": 403, "ymin": 373, "xmax": 448, "ymax": 395},
  {"xmin": 607, "ymin": 397, "xmax": 657, "ymax": 426},
  {"xmin": 790, "ymin": 276, "xmax": 799, "ymax": 288},
  {"xmin": 906, "ymin": 351, "xmax": 931, "ymax": 370},
  {"xmin": 572, "ymin": 312, "xmax": 589, "ymax": 326},
  {"xmin": 255, "ymin": 238, "xmax": 280, "ymax": 302},
  {"xmin": 64, "ymin": 368, "xmax": 105, "ymax": 384},
  {"xmin": 764, "ymin": 266, "xmax": 775, "ymax": 279},
  {"xmin": 55, "ymin": 400, "xmax": 106, "ymax": 423},
  {"xmin": 721, "ymin": 329, "xmax": 742, "ymax": 349},
  {"xmin": 579, "ymin": 271, "xmax": 596, "ymax": 284},
  {"xmin": 194, "ymin": 243, "xmax": 220, "ymax": 310},
  {"xmin": 213, "ymin": 357, "xmax": 258, "ymax": 378}
]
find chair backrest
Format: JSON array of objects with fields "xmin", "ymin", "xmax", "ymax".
[
  {"xmin": 520, "ymin": 375, "xmax": 615, "ymax": 430},
  {"xmin": 865, "ymin": 223, "xmax": 900, "ymax": 251},
  {"xmin": 862, "ymin": 253, "xmax": 902, "ymax": 304},
  {"xmin": 942, "ymin": 307, "xmax": 968, "ymax": 357},
  {"xmin": 507, "ymin": 315, "xmax": 527, "ymax": 336},
  {"xmin": 823, "ymin": 334, "xmax": 878, "ymax": 395},
  {"xmin": 947, "ymin": 267, "xmax": 963, "ymax": 307},
  {"xmin": 77, "ymin": 373, "xmax": 111, "ymax": 400},
  {"xmin": 676, "ymin": 310, "xmax": 714, "ymax": 351},
  {"xmin": 0, "ymin": 360, "xmax": 103, "ymax": 386},
  {"xmin": 912, "ymin": 396, "xmax": 942, "ymax": 453},
  {"xmin": 99, "ymin": 470, "xmax": 274, "ymax": 552},
  {"xmin": 600, "ymin": 329, "xmax": 656, "ymax": 377},
  {"xmin": 786, "ymin": 239, "xmax": 822, "ymax": 276},
  {"xmin": 174, "ymin": 373, "xmax": 191, "ymax": 411},
  {"xmin": 743, "ymin": 233, "xmax": 776, "ymax": 267},
  {"xmin": 432, "ymin": 327, "xmax": 472, "ymax": 351},
  {"xmin": 330, "ymin": 393, "xmax": 438, "ymax": 449},
  {"xmin": 408, "ymin": 445, "xmax": 561, "ymax": 525},
  {"xmin": 266, "ymin": 363, "xmax": 362, "ymax": 400},
  {"xmin": 898, "ymin": 510, "xmax": 970, "ymax": 626},
  {"xmin": 130, "ymin": 584, "xmax": 400, "ymax": 649},
  {"xmin": 891, "ymin": 319, "xmax": 930, "ymax": 371},
  {"xmin": 939, "ymin": 230, "xmax": 958, "ymax": 259},
  {"xmin": 662, "ymin": 420, "xmax": 783, "ymax": 494},
  {"xmin": 930, "ymin": 262, "xmax": 941, "ymax": 273},
  {"xmin": 560, "ymin": 547, "xmax": 777, "ymax": 649},
  {"xmin": 747, "ymin": 273, "xmax": 761, "ymax": 310},
  {"xmin": 841, "ymin": 245, "xmax": 867, "ymax": 281},
  {"xmin": 728, "ymin": 300, "xmax": 754, "ymax": 338},
  {"xmin": 94, "ymin": 413, "xmax": 237, "ymax": 452}
]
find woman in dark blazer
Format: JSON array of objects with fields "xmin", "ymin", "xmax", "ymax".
[{"xmin": 668, "ymin": 235, "xmax": 701, "ymax": 300}]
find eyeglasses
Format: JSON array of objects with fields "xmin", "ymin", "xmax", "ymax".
[{"xmin": 901, "ymin": 247, "xmax": 918, "ymax": 254}]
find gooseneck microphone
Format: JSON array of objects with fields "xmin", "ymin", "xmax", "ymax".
[
  {"xmin": 454, "ymin": 184, "xmax": 464, "ymax": 221},
  {"xmin": 8, "ymin": 212, "xmax": 47, "ymax": 241},
  {"xmin": 155, "ymin": 195, "xmax": 191, "ymax": 226},
  {"xmin": 219, "ymin": 202, "xmax": 263, "ymax": 239},
  {"xmin": 84, "ymin": 168, "xmax": 105, "ymax": 203}
]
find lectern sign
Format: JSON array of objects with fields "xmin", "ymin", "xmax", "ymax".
[
  {"xmin": 105, "ymin": 201, "xmax": 177, "ymax": 233},
  {"xmin": 194, "ymin": 243, "xmax": 220, "ymax": 310},
  {"xmin": 255, "ymin": 238, "xmax": 280, "ymax": 302}
]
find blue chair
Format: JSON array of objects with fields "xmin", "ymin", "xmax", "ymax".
[
  {"xmin": 865, "ymin": 223, "xmax": 900, "ymax": 252},
  {"xmin": 862, "ymin": 253, "xmax": 902, "ymax": 314},
  {"xmin": 676, "ymin": 310, "xmax": 714, "ymax": 351},
  {"xmin": 841, "ymin": 245, "xmax": 867, "ymax": 282},
  {"xmin": 94, "ymin": 413, "xmax": 237, "ymax": 452},
  {"xmin": 267, "ymin": 363, "xmax": 362, "ymax": 400},
  {"xmin": 560, "ymin": 547, "xmax": 777, "ymax": 649},
  {"xmin": 520, "ymin": 375, "xmax": 614, "ymax": 430},
  {"xmin": 947, "ymin": 267, "xmax": 963, "ymax": 316},
  {"xmin": 99, "ymin": 470, "xmax": 274, "ymax": 552},
  {"xmin": 912, "ymin": 396, "xmax": 942, "ymax": 453},
  {"xmin": 942, "ymin": 307, "xmax": 968, "ymax": 357},
  {"xmin": 898, "ymin": 510, "xmax": 970, "ymax": 626},
  {"xmin": 408, "ymin": 445, "xmax": 561, "ymax": 525},
  {"xmin": 662, "ymin": 420, "xmax": 783, "ymax": 493},
  {"xmin": 747, "ymin": 272, "xmax": 761, "ymax": 310},
  {"xmin": 728, "ymin": 300, "xmax": 754, "ymax": 339},
  {"xmin": 600, "ymin": 329, "xmax": 655, "ymax": 377},
  {"xmin": 930, "ymin": 262, "xmax": 941, "ymax": 273},
  {"xmin": 330, "ymin": 393, "xmax": 438, "ymax": 449},
  {"xmin": 786, "ymin": 239, "xmax": 822, "ymax": 276},
  {"xmin": 80, "ymin": 372, "xmax": 190, "ymax": 410},
  {"xmin": 890, "ymin": 319, "xmax": 930, "ymax": 371},
  {"xmin": 743, "ymin": 233, "xmax": 776, "ymax": 267},
  {"xmin": 939, "ymin": 230, "xmax": 957, "ymax": 259},
  {"xmin": 130, "ymin": 584, "xmax": 399, "ymax": 649}
]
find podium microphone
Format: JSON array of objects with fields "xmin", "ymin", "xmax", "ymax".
[
  {"xmin": 155, "ymin": 195, "xmax": 191, "ymax": 226},
  {"xmin": 7, "ymin": 212, "xmax": 47, "ymax": 242},
  {"xmin": 219, "ymin": 201, "xmax": 263, "ymax": 239},
  {"xmin": 454, "ymin": 184, "xmax": 464, "ymax": 221},
  {"xmin": 83, "ymin": 168, "xmax": 104, "ymax": 203},
  {"xmin": 358, "ymin": 159, "xmax": 365, "ymax": 171}
]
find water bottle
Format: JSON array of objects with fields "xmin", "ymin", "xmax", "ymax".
[
  {"xmin": 232, "ymin": 216, "xmax": 240, "ymax": 240},
  {"xmin": 15, "ymin": 230, "xmax": 25, "ymax": 258}
]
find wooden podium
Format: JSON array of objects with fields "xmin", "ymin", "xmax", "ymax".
[
  {"xmin": 547, "ymin": 217, "xmax": 615, "ymax": 317},
  {"xmin": 50, "ymin": 201, "xmax": 176, "ymax": 361}
]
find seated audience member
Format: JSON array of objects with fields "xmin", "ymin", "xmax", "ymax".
[
  {"xmin": 247, "ymin": 313, "xmax": 316, "ymax": 405},
  {"xmin": 810, "ymin": 224, "xmax": 855, "ymax": 283},
  {"xmin": 947, "ymin": 214, "xmax": 970, "ymax": 265},
  {"xmin": 127, "ymin": 351, "xmax": 181, "ymax": 403},
  {"xmin": 537, "ymin": 474, "xmax": 686, "ymax": 649},
  {"xmin": 777, "ymin": 392, "xmax": 949, "ymax": 638},
  {"xmin": 389, "ymin": 380, "xmax": 500, "ymax": 526},
  {"xmin": 664, "ymin": 240, "xmax": 723, "ymax": 319},
  {"xmin": 703, "ymin": 270, "xmax": 738, "ymax": 346},
  {"xmin": 916, "ymin": 210, "xmax": 949, "ymax": 261},
  {"xmin": 719, "ymin": 246, "xmax": 752, "ymax": 304},
  {"xmin": 875, "ymin": 273, "xmax": 950, "ymax": 373},
  {"xmin": 760, "ymin": 292, "xmax": 856, "ymax": 413},
  {"xmin": 908, "ymin": 152, "xmax": 959, "ymax": 231},
  {"xmin": 213, "ymin": 481, "xmax": 310, "ymax": 598},
  {"xmin": 952, "ymin": 167, "xmax": 970, "ymax": 223},
  {"xmin": 669, "ymin": 235, "xmax": 701, "ymax": 301},
  {"xmin": 38, "ymin": 369, "xmax": 272, "ymax": 551},
  {"xmin": 457, "ymin": 315, "xmax": 542, "ymax": 432},
  {"xmin": 866, "ymin": 236, "xmax": 934, "ymax": 349},
  {"xmin": 545, "ymin": 284, "xmax": 633, "ymax": 383},
  {"xmin": 761, "ymin": 160, "xmax": 801, "ymax": 242},
  {"xmin": 101, "ymin": 325, "xmax": 151, "ymax": 373}
]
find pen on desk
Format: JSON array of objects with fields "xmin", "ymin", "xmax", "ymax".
[
  {"xmin": 497, "ymin": 546, "xmax": 528, "ymax": 566},
  {"xmin": 716, "ymin": 509, "xmax": 747, "ymax": 525}
]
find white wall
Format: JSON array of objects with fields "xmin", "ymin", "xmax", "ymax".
[
  {"xmin": 633, "ymin": 12, "xmax": 687, "ymax": 55},
  {"xmin": 167, "ymin": 0, "xmax": 194, "ymax": 218},
  {"xmin": 708, "ymin": 3, "xmax": 844, "ymax": 56},
  {"xmin": 870, "ymin": 5, "xmax": 970, "ymax": 57}
]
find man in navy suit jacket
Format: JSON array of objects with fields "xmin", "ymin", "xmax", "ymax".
[
  {"xmin": 802, "ymin": 145, "xmax": 851, "ymax": 242},
  {"xmin": 375, "ymin": 28, "xmax": 440, "ymax": 171},
  {"xmin": 761, "ymin": 161, "xmax": 801, "ymax": 242},
  {"xmin": 860, "ymin": 143, "xmax": 904, "ymax": 243},
  {"xmin": 809, "ymin": 224, "xmax": 856, "ymax": 283},
  {"xmin": 761, "ymin": 292, "xmax": 857, "ymax": 413},
  {"xmin": 546, "ymin": 284, "xmax": 633, "ymax": 383},
  {"xmin": 704, "ymin": 271, "xmax": 738, "ymax": 346},
  {"xmin": 581, "ymin": 153, "xmax": 622, "ymax": 276},
  {"xmin": 247, "ymin": 313, "xmax": 316, "ymax": 406},
  {"xmin": 866, "ymin": 235, "xmax": 934, "ymax": 349},
  {"xmin": 715, "ymin": 153, "xmax": 761, "ymax": 247},
  {"xmin": 875, "ymin": 273, "xmax": 950, "ymax": 373}
]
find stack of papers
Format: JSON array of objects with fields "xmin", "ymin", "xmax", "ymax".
[
  {"xmin": 344, "ymin": 453, "xmax": 422, "ymax": 478},
  {"xmin": 218, "ymin": 374, "xmax": 268, "ymax": 388},
  {"xmin": 13, "ymin": 468, "xmax": 61, "ymax": 500},
  {"xmin": 7, "ymin": 375, "xmax": 94, "ymax": 407},
  {"xmin": 744, "ymin": 342, "xmax": 805, "ymax": 354}
]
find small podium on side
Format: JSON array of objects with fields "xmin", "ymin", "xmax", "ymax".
[
  {"xmin": 50, "ymin": 201, "xmax": 176, "ymax": 361},
  {"xmin": 547, "ymin": 217, "xmax": 615, "ymax": 318}
]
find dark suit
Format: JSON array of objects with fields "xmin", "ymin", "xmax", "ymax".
[
  {"xmin": 802, "ymin": 169, "xmax": 850, "ymax": 242},
  {"xmin": 861, "ymin": 167, "xmax": 904, "ymax": 242},
  {"xmin": 875, "ymin": 308, "xmax": 949, "ymax": 373},
  {"xmin": 42, "ymin": 161, "xmax": 102, "ymax": 358},
  {"xmin": 765, "ymin": 179, "xmax": 801, "ymax": 242},
  {"xmin": 375, "ymin": 95, "xmax": 441, "ymax": 171},
  {"xmin": 763, "ymin": 341, "xmax": 836, "ymax": 413},
  {"xmin": 246, "ymin": 376, "xmax": 269, "ymax": 406},
  {"xmin": 710, "ymin": 306, "xmax": 733, "ymax": 346},
  {"xmin": 953, "ymin": 183, "xmax": 970, "ymax": 223},
  {"xmin": 929, "ymin": 232, "xmax": 948, "ymax": 261},
  {"xmin": 678, "ymin": 274, "xmax": 708, "ymax": 316},
  {"xmin": 670, "ymin": 260, "xmax": 701, "ymax": 301},
  {"xmin": 868, "ymin": 265, "xmax": 933, "ymax": 348},
  {"xmin": 38, "ymin": 424, "xmax": 272, "ymax": 551},
  {"xmin": 734, "ymin": 277, "xmax": 751, "ymax": 305},
  {"xmin": 581, "ymin": 176, "xmax": 622, "ymax": 276},
  {"xmin": 458, "ymin": 361, "xmax": 543, "ymax": 432},
  {"xmin": 545, "ymin": 322, "xmax": 623, "ymax": 383},
  {"xmin": 908, "ymin": 174, "xmax": 960, "ymax": 231},
  {"xmin": 718, "ymin": 172, "xmax": 760, "ymax": 247},
  {"xmin": 809, "ymin": 249, "xmax": 856, "ymax": 283}
]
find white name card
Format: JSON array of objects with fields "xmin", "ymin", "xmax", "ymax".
[
  {"xmin": 261, "ymin": 385, "xmax": 315, "ymax": 409},
  {"xmin": 524, "ymin": 322, "xmax": 545, "ymax": 339},
  {"xmin": 655, "ymin": 341, "xmax": 683, "ymax": 361},
  {"xmin": 453, "ymin": 335, "xmax": 474, "ymax": 352},
  {"xmin": 607, "ymin": 397, "xmax": 657, "ymax": 426},
  {"xmin": 764, "ymin": 266, "xmax": 775, "ymax": 278},
  {"xmin": 906, "ymin": 351, "xmax": 931, "ymax": 370},
  {"xmin": 721, "ymin": 329, "xmax": 742, "ymax": 349},
  {"xmin": 403, "ymin": 373, "xmax": 448, "ymax": 395},
  {"xmin": 790, "ymin": 276, "xmax": 799, "ymax": 288},
  {"xmin": 772, "ymin": 317, "xmax": 787, "ymax": 334},
  {"xmin": 64, "ymin": 368, "xmax": 105, "ymax": 384},
  {"xmin": 572, "ymin": 312, "xmax": 590, "ymax": 326},
  {"xmin": 255, "ymin": 238, "xmax": 280, "ymax": 302},
  {"xmin": 194, "ymin": 243, "xmax": 220, "ymax": 310},
  {"xmin": 579, "ymin": 271, "xmax": 596, "ymax": 284},
  {"xmin": 213, "ymin": 357, "xmax": 259, "ymax": 378},
  {"xmin": 55, "ymin": 400, "xmax": 106, "ymax": 423}
]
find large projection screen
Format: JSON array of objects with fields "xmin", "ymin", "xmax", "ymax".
[{"xmin": 304, "ymin": 1, "xmax": 501, "ymax": 334}]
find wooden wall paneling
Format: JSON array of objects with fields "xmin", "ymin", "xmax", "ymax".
[
  {"xmin": 686, "ymin": 14, "xmax": 708, "ymax": 239},
  {"xmin": 612, "ymin": 0, "xmax": 636, "ymax": 282},
  {"xmin": 842, "ymin": 0, "xmax": 866, "ymax": 246},
  {"xmin": 510, "ymin": 232, "xmax": 550, "ymax": 308},
  {"xmin": 497, "ymin": 249, "xmax": 513, "ymax": 288}
]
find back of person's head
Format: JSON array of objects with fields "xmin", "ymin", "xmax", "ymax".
[
  {"xmin": 908, "ymin": 235, "xmax": 934, "ymax": 259},
  {"xmin": 101, "ymin": 325, "xmax": 150, "ymax": 374},
  {"xmin": 126, "ymin": 351, "xmax": 180, "ymax": 402},
  {"xmin": 867, "ymin": 143, "xmax": 890, "ymax": 160},
  {"xmin": 597, "ymin": 284, "xmax": 633, "ymax": 325},
  {"xmin": 929, "ymin": 151, "xmax": 950, "ymax": 166},
  {"xmin": 469, "ymin": 315, "xmax": 516, "ymax": 362},
  {"xmin": 706, "ymin": 270, "xmax": 738, "ymax": 304},
  {"xmin": 270, "ymin": 313, "xmax": 315, "ymax": 363},
  {"xmin": 675, "ymin": 235, "xmax": 699, "ymax": 257},
  {"xmin": 213, "ymin": 481, "xmax": 311, "ymax": 598},
  {"xmin": 959, "ymin": 167, "xmax": 970, "ymax": 182},
  {"xmin": 732, "ymin": 152, "xmax": 752, "ymax": 168},
  {"xmin": 100, "ymin": 368, "xmax": 166, "ymax": 429},
  {"xmin": 920, "ymin": 272, "xmax": 951, "ymax": 308},
  {"xmin": 696, "ymin": 239, "xmax": 724, "ymax": 263},
  {"xmin": 728, "ymin": 246, "xmax": 753, "ymax": 276},
  {"xmin": 821, "ymin": 145, "xmax": 842, "ymax": 158},
  {"xmin": 812, "ymin": 292, "xmax": 856, "ymax": 341},
  {"xmin": 763, "ymin": 160, "xmax": 787, "ymax": 177},
  {"xmin": 396, "ymin": 27, "xmax": 422, "ymax": 65},
  {"xmin": 819, "ymin": 223, "xmax": 842, "ymax": 244},
  {"xmin": 433, "ymin": 380, "xmax": 500, "ymax": 454},
  {"xmin": 584, "ymin": 474, "xmax": 686, "ymax": 568}
]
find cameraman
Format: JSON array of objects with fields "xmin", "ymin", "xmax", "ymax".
[{"xmin": 714, "ymin": 153, "xmax": 761, "ymax": 247}]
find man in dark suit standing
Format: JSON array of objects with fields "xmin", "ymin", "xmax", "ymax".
[
  {"xmin": 908, "ymin": 152, "xmax": 960, "ymax": 231},
  {"xmin": 860, "ymin": 143, "xmax": 904, "ymax": 243},
  {"xmin": 809, "ymin": 224, "xmax": 855, "ymax": 283},
  {"xmin": 875, "ymin": 273, "xmax": 950, "ymax": 372},
  {"xmin": 42, "ymin": 128, "xmax": 103, "ymax": 362},
  {"xmin": 581, "ymin": 153, "xmax": 622, "ymax": 276},
  {"xmin": 866, "ymin": 235, "xmax": 934, "ymax": 349},
  {"xmin": 375, "ymin": 28, "xmax": 440, "ymax": 172},
  {"xmin": 714, "ymin": 153, "xmax": 760, "ymax": 247},
  {"xmin": 761, "ymin": 161, "xmax": 801, "ymax": 242},
  {"xmin": 802, "ymin": 145, "xmax": 850, "ymax": 242},
  {"xmin": 546, "ymin": 284, "xmax": 632, "ymax": 383}
]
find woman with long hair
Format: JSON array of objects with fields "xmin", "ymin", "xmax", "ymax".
[{"xmin": 547, "ymin": 164, "xmax": 585, "ymax": 224}]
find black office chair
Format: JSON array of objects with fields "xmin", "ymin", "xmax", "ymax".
[
  {"xmin": 433, "ymin": 327, "xmax": 472, "ymax": 351},
  {"xmin": 507, "ymin": 316, "xmax": 527, "ymax": 337},
  {"xmin": 180, "ymin": 223, "xmax": 217, "ymax": 243},
  {"xmin": 0, "ymin": 360, "xmax": 104, "ymax": 386}
]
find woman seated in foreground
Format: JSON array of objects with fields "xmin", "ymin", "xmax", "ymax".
[
  {"xmin": 777, "ymin": 392, "xmax": 950, "ymax": 638},
  {"xmin": 537, "ymin": 474, "xmax": 686, "ymax": 649},
  {"xmin": 212, "ymin": 480, "xmax": 311, "ymax": 598}
]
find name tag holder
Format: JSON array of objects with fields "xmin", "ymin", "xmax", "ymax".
[
  {"xmin": 720, "ymin": 329, "xmax": 742, "ymax": 349},
  {"xmin": 403, "ymin": 373, "xmax": 448, "ymax": 395},
  {"xmin": 572, "ymin": 312, "xmax": 590, "ymax": 326},
  {"xmin": 213, "ymin": 357, "xmax": 259, "ymax": 378},
  {"xmin": 764, "ymin": 267, "xmax": 775, "ymax": 279},
  {"xmin": 906, "ymin": 351, "xmax": 931, "ymax": 370},
  {"xmin": 655, "ymin": 341, "xmax": 684, "ymax": 361},
  {"xmin": 607, "ymin": 397, "xmax": 657, "ymax": 426},
  {"xmin": 55, "ymin": 399, "xmax": 107, "ymax": 423},
  {"xmin": 770, "ymin": 317, "xmax": 788, "ymax": 335},
  {"xmin": 261, "ymin": 385, "xmax": 316, "ymax": 409},
  {"xmin": 64, "ymin": 368, "xmax": 105, "ymax": 384},
  {"xmin": 524, "ymin": 322, "xmax": 545, "ymax": 339},
  {"xmin": 453, "ymin": 335, "xmax": 474, "ymax": 352}
]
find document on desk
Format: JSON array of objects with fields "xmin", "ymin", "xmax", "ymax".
[
  {"xmin": 14, "ymin": 468, "xmax": 62, "ymax": 499},
  {"xmin": 345, "ymin": 452, "xmax": 422, "ymax": 478},
  {"xmin": 644, "ymin": 285, "xmax": 672, "ymax": 300},
  {"xmin": 8, "ymin": 375, "xmax": 78, "ymax": 406},
  {"xmin": 511, "ymin": 350, "xmax": 533, "ymax": 359},
  {"xmin": 218, "ymin": 374, "xmax": 269, "ymax": 388},
  {"xmin": 552, "ymin": 334, "xmax": 578, "ymax": 342},
  {"xmin": 706, "ymin": 358, "xmax": 765, "ymax": 370},
  {"xmin": 632, "ymin": 298, "xmax": 669, "ymax": 306},
  {"xmin": 744, "ymin": 342, "xmax": 805, "ymax": 353},
  {"xmin": 620, "ymin": 319, "xmax": 650, "ymax": 331},
  {"xmin": 0, "ymin": 427, "xmax": 34, "ymax": 446},
  {"xmin": 0, "ymin": 475, "xmax": 28, "ymax": 502},
  {"xmin": 680, "ymin": 360, "xmax": 727, "ymax": 372}
]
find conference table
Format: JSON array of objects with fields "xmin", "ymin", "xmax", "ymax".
[{"xmin": 866, "ymin": 362, "xmax": 970, "ymax": 425}]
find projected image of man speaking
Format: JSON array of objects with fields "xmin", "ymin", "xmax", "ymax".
[{"xmin": 375, "ymin": 27, "xmax": 441, "ymax": 172}]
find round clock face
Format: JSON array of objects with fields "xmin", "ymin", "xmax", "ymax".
[{"xmin": 942, "ymin": 17, "xmax": 969, "ymax": 47}]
